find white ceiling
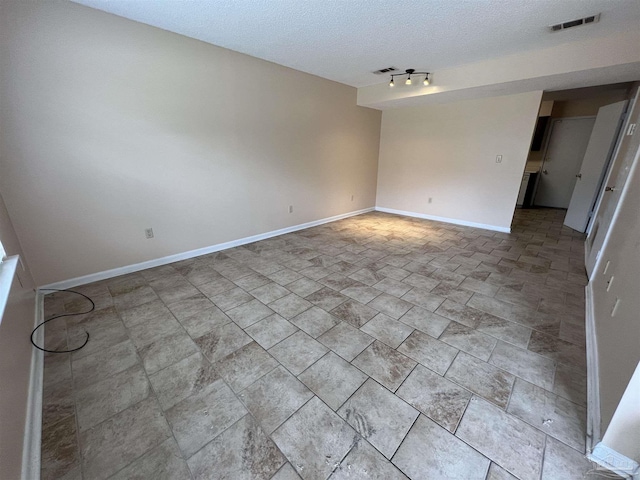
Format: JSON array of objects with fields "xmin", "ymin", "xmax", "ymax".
[{"xmin": 72, "ymin": 0, "xmax": 640, "ymax": 88}]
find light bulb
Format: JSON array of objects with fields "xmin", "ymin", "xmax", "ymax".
[
  {"xmin": 423, "ymin": 76, "xmax": 430, "ymax": 86},
  {"xmin": 389, "ymin": 77, "xmax": 395, "ymax": 87},
  {"xmin": 405, "ymin": 76, "xmax": 412, "ymax": 85}
]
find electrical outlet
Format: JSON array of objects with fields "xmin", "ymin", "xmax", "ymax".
[
  {"xmin": 428, "ymin": 197, "xmax": 433, "ymax": 204},
  {"xmin": 288, "ymin": 205, "xmax": 293, "ymax": 214},
  {"xmin": 145, "ymin": 228, "xmax": 154, "ymax": 239},
  {"xmin": 496, "ymin": 155, "xmax": 503, "ymax": 163}
]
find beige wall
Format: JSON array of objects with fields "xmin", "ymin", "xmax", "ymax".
[
  {"xmin": 0, "ymin": 192, "xmax": 36, "ymax": 479},
  {"xmin": 0, "ymin": 1, "xmax": 382, "ymax": 286},
  {"xmin": 376, "ymin": 91, "xmax": 542, "ymax": 230},
  {"xmin": 551, "ymin": 91, "xmax": 629, "ymax": 118}
]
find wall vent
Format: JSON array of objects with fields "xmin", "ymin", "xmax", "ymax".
[
  {"xmin": 372, "ymin": 67, "xmax": 398, "ymax": 75},
  {"xmin": 549, "ymin": 14, "xmax": 600, "ymax": 32}
]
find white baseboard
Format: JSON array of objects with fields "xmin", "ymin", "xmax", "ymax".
[
  {"xmin": 585, "ymin": 282, "xmax": 601, "ymax": 454},
  {"xmin": 589, "ymin": 443, "xmax": 640, "ymax": 479},
  {"xmin": 39, "ymin": 207, "xmax": 375, "ymax": 290},
  {"xmin": 21, "ymin": 293, "xmax": 43, "ymax": 480},
  {"xmin": 374, "ymin": 206, "xmax": 511, "ymax": 233}
]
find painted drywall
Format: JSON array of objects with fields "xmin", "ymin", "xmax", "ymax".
[
  {"xmin": 376, "ymin": 91, "xmax": 542, "ymax": 230},
  {"xmin": 0, "ymin": 191, "xmax": 35, "ymax": 480},
  {"xmin": 551, "ymin": 91, "xmax": 629, "ymax": 118},
  {"xmin": 0, "ymin": 1, "xmax": 382, "ymax": 286}
]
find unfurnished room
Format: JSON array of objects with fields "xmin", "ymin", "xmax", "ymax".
[{"xmin": 0, "ymin": 1, "xmax": 639, "ymax": 479}]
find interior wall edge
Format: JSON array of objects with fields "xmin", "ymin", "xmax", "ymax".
[{"xmin": 374, "ymin": 206, "xmax": 511, "ymax": 233}]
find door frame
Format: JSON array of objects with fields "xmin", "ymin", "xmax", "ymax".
[{"xmin": 533, "ymin": 115, "xmax": 596, "ymax": 207}]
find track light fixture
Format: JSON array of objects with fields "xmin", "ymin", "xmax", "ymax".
[{"xmin": 389, "ymin": 68, "xmax": 431, "ymax": 87}]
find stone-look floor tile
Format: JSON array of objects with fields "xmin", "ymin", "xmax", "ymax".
[
  {"xmin": 339, "ymin": 379, "xmax": 418, "ymax": 459},
  {"xmin": 486, "ymin": 462, "xmax": 518, "ymax": 480},
  {"xmin": 118, "ymin": 299, "xmax": 173, "ymax": 328},
  {"xmin": 367, "ymin": 293, "xmax": 413, "ymax": 320},
  {"xmin": 166, "ymin": 294, "xmax": 214, "ymax": 322},
  {"xmin": 318, "ymin": 322, "xmax": 374, "ymax": 362},
  {"xmin": 80, "ymin": 396, "xmax": 171, "ymax": 480},
  {"xmin": 71, "ymin": 340, "xmax": 139, "ymax": 390},
  {"xmin": 434, "ymin": 299, "xmax": 485, "ymax": 329},
  {"xmin": 226, "ymin": 298, "xmax": 274, "ymax": 328},
  {"xmin": 269, "ymin": 330, "xmax": 329, "ymax": 375},
  {"xmin": 272, "ymin": 463, "xmax": 302, "ymax": 480},
  {"xmin": 350, "ymin": 267, "xmax": 387, "ymax": 287},
  {"xmin": 489, "ymin": 341, "xmax": 556, "ymax": 390},
  {"xmin": 239, "ymin": 365, "xmax": 313, "ymax": 434},
  {"xmin": 127, "ymin": 312, "xmax": 182, "ymax": 349},
  {"xmin": 287, "ymin": 277, "xmax": 323, "ymax": 298},
  {"xmin": 165, "ymin": 379, "xmax": 247, "ymax": 458},
  {"xmin": 267, "ymin": 267, "xmax": 303, "ymax": 285},
  {"xmin": 234, "ymin": 272, "xmax": 272, "ymax": 291},
  {"xmin": 430, "ymin": 283, "xmax": 474, "ymax": 304},
  {"xmin": 270, "ymin": 293, "xmax": 313, "ymax": 320},
  {"xmin": 541, "ymin": 436, "xmax": 605, "ymax": 480},
  {"xmin": 378, "ymin": 265, "xmax": 411, "ymax": 281},
  {"xmin": 195, "ymin": 322, "xmax": 252, "ymax": 363},
  {"xmin": 330, "ymin": 299, "xmax": 377, "ymax": 328},
  {"xmin": 393, "ymin": 415, "xmax": 490, "ymax": 480},
  {"xmin": 372, "ymin": 277, "xmax": 412, "ymax": 297},
  {"xmin": 179, "ymin": 305, "xmax": 231, "ymax": 339},
  {"xmin": 305, "ymin": 287, "xmax": 348, "ymax": 312},
  {"xmin": 272, "ymin": 396, "xmax": 358, "ymax": 480},
  {"xmin": 112, "ymin": 286, "xmax": 159, "ymax": 311},
  {"xmin": 109, "ymin": 437, "xmax": 191, "ymax": 480},
  {"xmin": 43, "ymin": 355, "xmax": 72, "ymax": 390},
  {"xmin": 149, "ymin": 353, "xmax": 219, "ymax": 410},
  {"xmin": 477, "ymin": 314, "xmax": 532, "ymax": 349},
  {"xmin": 340, "ymin": 284, "xmax": 382, "ymax": 304},
  {"xmin": 445, "ymin": 352, "xmax": 514, "ymax": 409},
  {"xmin": 215, "ymin": 341, "xmax": 278, "ymax": 392},
  {"xmin": 428, "ymin": 268, "xmax": 466, "ymax": 287},
  {"xmin": 397, "ymin": 330, "xmax": 458, "ymax": 375},
  {"xmin": 209, "ymin": 287, "xmax": 254, "ymax": 311},
  {"xmin": 188, "ymin": 414, "xmax": 285, "ymax": 480},
  {"xmin": 528, "ymin": 330, "xmax": 586, "ymax": 368},
  {"xmin": 332, "ymin": 440, "xmax": 409, "ymax": 480},
  {"xmin": 320, "ymin": 272, "xmax": 359, "ymax": 291},
  {"xmin": 299, "ymin": 352, "xmax": 368, "ymax": 411},
  {"xmin": 360, "ymin": 313, "xmax": 414, "ymax": 349},
  {"xmin": 300, "ymin": 266, "xmax": 333, "ymax": 281},
  {"xmin": 291, "ymin": 306, "xmax": 340, "ymax": 338},
  {"xmin": 507, "ymin": 378, "xmax": 586, "ymax": 452},
  {"xmin": 456, "ymin": 397, "xmax": 545, "ymax": 480},
  {"xmin": 401, "ymin": 288, "xmax": 445, "ymax": 312},
  {"xmin": 155, "ymin": 281, "xmax": 201, "ymax": 305},
  {"xmin": 69, "ymin": 311, "xmax": 128, "ymax": 360},
  {"xmin": 439, "ymin": 321, "xmax": 497, "ymax": 361},
  {"xmin": 251, "ymin": 282, "xmax": 291, "ymax": 304},
  {"xmin": 396, "ymin": 365, "xmax": 472, "ymax": 432},
  {"xmin": 76, "ymin": 364, "xmax": 150, "ymax": 431},
  {"xmin": 558, "ymin": 320, "xmax": 586, "ymax": 347},
  {"xmin": 137, "ymin": 329, "xmax": 199, "ymax": 375},
  {"xmin": 459, "ymin": 277, "xmax": 500, "ymax": 296},
  {"xmin": 196, "ymin": 276, "xmax": 236, "ymax": 298},
  {"xmin": 402, "ymin": 272, "xmax": 441, "ymax": 291},
  {"xmin": 398, "ymin": 306, "xmax": 450, "ymax": 338},
  {"xmin": 246, "ymin": 313, "xmax": 298, "ymax": 349},
  {"xmin": 353, "ymin": 341, "xmax": 416, "ymax": 391},
  {"xmin": 553, "ymin": 362, "xmax": 587, "ymax": 407},
  {"xmin": 41, "ymin": 414, "xmax": 79, "ymax": 480},
  {"xmin": 42, "ymin": 377, "xmax": 75, "ymax": 430}
]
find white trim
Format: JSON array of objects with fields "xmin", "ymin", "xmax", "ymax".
[
  {"xmin": 585, "ymin": 282, "xmax": 601, "ymax": 454},
  {"xmin": 374, "ymin": 206, "xmax": 511, "ymax": 233},
  {"xmin": 589, "ymin": 443, "xmax": 640, "ymax": 479},
  {"xmin": 39, "ymin": 208, "xmax": 375, "ymax": 290},
  {"xmin": 21, "ymin": 293, "xmax": 43, "ymax": 480},
  {"xmin": 0, "ymin": 255, "xmax": 19, "ymax": 326}
]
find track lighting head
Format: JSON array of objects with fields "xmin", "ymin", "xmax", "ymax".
[{"xmin": 388, "ymin": 68, "xmax": 431, "ymax": 88}]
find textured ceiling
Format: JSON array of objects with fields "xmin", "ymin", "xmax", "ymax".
[{"xmin": 71, "ymin": 0, "xmax": 640, "ymax": 88}]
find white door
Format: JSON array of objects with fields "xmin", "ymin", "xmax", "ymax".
[
  {"xmin": 564, "ymin": 101, "xmax": 628, "ymax": 232},
  {"xmin": 535, "ymin": 117, "xmax": 595, "ymax": 208}
]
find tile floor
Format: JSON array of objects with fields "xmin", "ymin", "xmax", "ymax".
[{"xmin": 41, "ymin": 209, "xmax": 617, "ymax": 479}]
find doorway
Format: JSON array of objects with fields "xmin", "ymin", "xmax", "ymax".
[{"xmin": 535, "ymin": 117, "xmax": 595, "ymax": 208}]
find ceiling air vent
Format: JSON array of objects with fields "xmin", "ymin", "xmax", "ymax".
[
  {"xmin": 549, "ymin": 13, "xmax": 600, "ymax": 32},
  {"xmin": 372, "ymin": 67, "xmax": 398, "ymax": 75}
]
